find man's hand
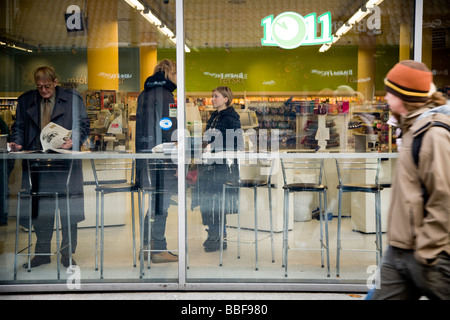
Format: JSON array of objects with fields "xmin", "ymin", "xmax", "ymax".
[
  {"xmin": 61, "ymin": 139, "xmax": 73, "ymax": 149},
  {"xmin": 9, "ymin": 142, "xmax": 22, "ymax": 152}
]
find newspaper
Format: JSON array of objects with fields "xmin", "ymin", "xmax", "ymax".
[{"xmin": 40, "ymin": 122, "xmax": 72, "ymax": 152}]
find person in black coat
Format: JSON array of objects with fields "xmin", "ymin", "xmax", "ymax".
[
  {"xmin": 197, "ymin": 86, "xmax": 243, "ymax": 252},
  {"xmin": 0, "ymin": 117, "xmax": 14, "ymax": 226},
  {"xmin": 10, "ymin": 66, "xmax": 90, "ymax": 268},
  {"xmin": 135, "ymin": 59, "xmax": 178, "ymax": 263}
]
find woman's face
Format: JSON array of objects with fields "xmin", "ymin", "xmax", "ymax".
[{"xmin": 212, "ymin": 91, "xmax": 228, "ymax": 111}]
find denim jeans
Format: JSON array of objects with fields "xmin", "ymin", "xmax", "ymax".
[{"xmin": 142, "ymin": 191, "xmax": 174, "ymax": 252}]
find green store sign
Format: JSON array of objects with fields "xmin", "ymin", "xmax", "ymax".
[{"xmin": 261, "ymin": 11, "xmax": 333, "ymax": 49}]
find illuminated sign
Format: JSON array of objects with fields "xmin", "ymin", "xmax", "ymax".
[{"xmin": 261, "ymin": 12, "xmax": 333, "ymax": 49}]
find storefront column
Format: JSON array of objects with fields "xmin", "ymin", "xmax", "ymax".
[
  {"xmin": 87, "ymin": 0, "xmax": 119, "ymax": 90},
  {"xmin": 139, "ymin": 47, "xmax": 157, "ymax": 91},
  {"xmin": 421, "ymin": 27, "xmax": 433, "ymax": 69},
  {"xmin": 399, "ymin": 23, "xmax": 411, "ymax": 61},
  {"xmin": 357, "ymin": 35, "xmax": 376, "ymax": 101}
]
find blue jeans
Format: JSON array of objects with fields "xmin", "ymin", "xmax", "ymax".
[{"xmin": 142, "ymin": 191, "xmax": 173, "ymax": 252}]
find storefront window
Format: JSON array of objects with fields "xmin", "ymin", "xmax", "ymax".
[
  {"xmin": 183, "ymin": 0, "xmax": 414, "ymax": 285},
  {"xmin": 3, "ymin": 0, "xmax": 444, "ymax": 292},
  {"xmin": 422, "ymin": 0, "xmax": 450, "ymax": 98}
]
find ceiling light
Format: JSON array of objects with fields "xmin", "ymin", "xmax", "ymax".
[
  {"xmin": 367, "ymin": 0, "xmax": 384, "ymax": 7},
  {"xmin": 141, "ymin": 10, "xmax": 162, "ymax": 26},
  {"xmin": 123, "ymin": 0, "xmax": 191, "ymax": 53},
  {"xmin": 10, "ymin": 44, "xmax": 32, "ymax": 52},
  {"xmin": 335, "ymin": 23, "xmax": 352, "ymax": 37},
  {"xmin": 319, "ymin": 0, "xmax": 384, "ymax": 53},
  {"xmin": 123, "ymin": 0, "xmax": 144, "ymax": 11},
  {"xmin": 159, "ymin": 25, "xmax": 175, "ymax": 38}
]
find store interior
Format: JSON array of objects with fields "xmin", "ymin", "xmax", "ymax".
[{"xmin": 1, "ymin": 0, "xmax": 449, "ymax": 285}]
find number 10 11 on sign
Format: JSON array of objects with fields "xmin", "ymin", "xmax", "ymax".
[{"xmin": 261, "ymin": 11, "xmax": 333, "ymax": 49}]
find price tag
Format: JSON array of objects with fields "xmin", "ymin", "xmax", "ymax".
[{"xmin": 169, "ymin": 103, "xmax": 177, "ymax": 118}]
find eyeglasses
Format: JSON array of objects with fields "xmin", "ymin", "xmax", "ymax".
[{"xmin": 36, "ymin": 83, "xmax": 54, "ymax": 90}]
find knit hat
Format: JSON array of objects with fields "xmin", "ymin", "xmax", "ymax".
[{"xmin": 384, "ymin": 60, "xmax": 432, "ymax": 102}]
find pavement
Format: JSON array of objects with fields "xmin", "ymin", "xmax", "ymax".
[{"xmin": 1, "ymin": 291, "xmax": 366, "ymax": 300}]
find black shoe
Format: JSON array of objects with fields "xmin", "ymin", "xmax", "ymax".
[
  {"xmin": 204, "ymin": 240, "xmax": 227, "ymax": 252},
  {"xmin": 61, "ymin": 254, "xmax": 76, "ymax": 268},
  {"xmin": 22, "ymin": 256, "xmax": 51, "ymax": 269}
]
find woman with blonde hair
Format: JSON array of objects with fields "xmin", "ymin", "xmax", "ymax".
[{"xmin": 135, "ymin": 59, "xmax": 178, "ymax": 263}]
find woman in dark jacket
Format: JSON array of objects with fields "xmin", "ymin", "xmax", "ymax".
[
  {"xmin": 197, "ymin": 86, "xmax": 242, "ymax": 252},
  {"xmin": 135, "ymin": 59, "xmax": 178, "ymax": 263},
  {"xmin": 10, "ymin": 66, "xmax": 90, "ymax": 268}
]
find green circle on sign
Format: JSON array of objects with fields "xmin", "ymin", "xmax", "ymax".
[{"xmin": 271, "ymin": 12, "xmax": 307, "ymax": 49}]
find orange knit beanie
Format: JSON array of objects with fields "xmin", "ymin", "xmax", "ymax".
[{"xmin": 384, "ymin": 60, "xmax": 432, "ymax": 102}]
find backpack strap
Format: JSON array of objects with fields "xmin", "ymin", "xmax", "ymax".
[
  {"xmin": 412, "ymin": 121, "xmax": 450, "ymax": 166},
  {"xmin": 411, "ymin": 121, "xmax": 450, "ymax": 212}
]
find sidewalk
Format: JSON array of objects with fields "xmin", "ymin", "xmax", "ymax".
[{"xmin": 1, "ymin": 291, "xmax": 366, "ymax": 300}]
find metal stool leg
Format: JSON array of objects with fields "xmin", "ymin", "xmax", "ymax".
[
  {"xmin": 378, "ymin": 192, "xmax": 383, "ymax": 259},
  {"xmin": 318, "ymin": 194, "xmax": 324, "ymax": 268},
  {"xmin": 253, "ymin": 187, "xmax": 258, "ymax": 271},
  {"xmin": 323, "ymin": 190, "xmax": 330, "ymax": 277},
  {"xmin": 100, "ymin": 191, "xmax": 105, "ymax": 279},
  {"xmin": 268, "ymin": 185, "xmax": 274, "ymax": 263},
  {"xmin": 27, "ymin": 195, "xmax": 33, "ymax": 273},
  {"xmin": 220, "ymin": 185, "xmax": 226, "ymax": 267},
  {"xmin": 14, "ymin": 193, "xmax": 22, "ymax": 280},
  {"xmin": 283, "ymin": 189, "xmax": 289, "ymax": 277},
  {"xmin": 95, "ymin": 191, "xmax": 99, "ymax": 271},
  {"xmin": 55, "ymin": 194, "xmax": 61, "ymax": 280},
  {"xmin": 237, "ymin": 192, "xmax": 241, "ymax": 260},
  {"xmin": 336, "ymin": 189, "xmax": 343, "ymax": 277},
  {"xmin": 66, "ymin": 192, "xmax": 73, "ymax": 267},
  {"xmin": 375, "ymin": 191, "xmax": 382, "ymax": 265},
  {"xmin": 146, "ymin": 191, "xmax": 152, "ymax": 269},
  {"xmin": 131, "ymin": 191, "xmax": 136, "ymax": 268},
  {"xmin": 139, "ymin": 190, "xmax": 145, "ymax": 278}
]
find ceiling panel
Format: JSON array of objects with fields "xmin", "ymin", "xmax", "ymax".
[{"xmin": 1, "ymin": 0, "xmax": 446, "ymax": 53}]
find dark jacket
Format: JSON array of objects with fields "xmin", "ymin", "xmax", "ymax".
[
  {"xmin": 204, "ymin": 106, "xmax": 243, "ymax": 151},
  {"xmin": 135, "ymin": 71, "xmax": 177, "ymax": 189},
  {"xmin": 196, "ymin": 106, "xmax": 242, "ymax": 225},
  {"xmin": 11, "ymin": 86, "xmax": 90, "ymax": 227}
]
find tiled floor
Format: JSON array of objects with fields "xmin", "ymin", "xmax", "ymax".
[{"xmin": 0, "ymin": 199, "xmax": 384, "ymax": 287}]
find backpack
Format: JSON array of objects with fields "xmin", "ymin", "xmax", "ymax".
[
  {"xmin": 412, "ymin": 121, "xmax": 450, "ymax": 166},
  {"xmin": 411, "ymin": 120, "xmax": 450, "ymax": 206}
]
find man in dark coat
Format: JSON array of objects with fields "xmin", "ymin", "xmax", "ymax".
[
  {"xmin": 0, "ymin": 117, "xmax": 14, "ymax": 226},
  {"xmin": 10, "ymin": 66, "xmax": 90, "ymax": 268}
]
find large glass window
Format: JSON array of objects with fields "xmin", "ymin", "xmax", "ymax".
[
  {"xmin": 422, "ymin": 0, "xmax": 450, "ymax": 97},
  {"xmin": 182, "ymin": 0, "xmax": 414, "ymax": 285},
  {"xmin": 3, "ymin": 0, "xmax": 447, "ymax": 292}
]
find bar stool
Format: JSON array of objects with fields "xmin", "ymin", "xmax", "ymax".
[
  {"xmin": 220, "ymin": 159, "xmax": 275, "ymax": 271},
  {"xmin": 138, "ymin": 158, "xmax": 178, "ymax": 278},
  {"xmin": 281, "ymin": 158, "xmax": 330, "ymax": 277},
  {"xmin": 90, "ymin": 159, "xmax": 138, "ymax": 279},
  {"xmin": 335, "ymin": 158, "xmax": 383, "ymax": 277},
  {"xmin": 14, "ymin": 159, "xmax": 74, "ymax": 280}
]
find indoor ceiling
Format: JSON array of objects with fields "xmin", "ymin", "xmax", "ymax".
[{"xmin": 0, "ymin": 0, "xmax": 447, "ymax": 53}]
